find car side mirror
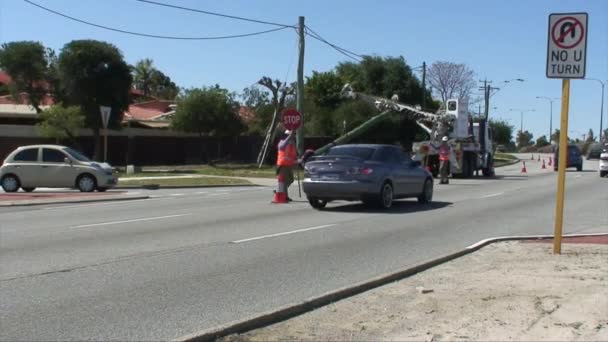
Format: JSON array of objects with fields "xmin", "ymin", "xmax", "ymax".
[{"xmin": 64, "ymin": 157, "xmax": 72, "ymax": 165}]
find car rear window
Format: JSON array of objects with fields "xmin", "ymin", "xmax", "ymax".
[
  {"xmin": 43, "ymin": 149, "xmax": 67, "ymax": 163},
  {"xmin": 326, "ymin": 147, "xmax": 375, "ymax": 160},
  {"xmin": 13, "ymin": 148, "xmax": 38, "ymax": 162}
]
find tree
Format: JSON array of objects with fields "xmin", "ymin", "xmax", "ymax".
[
  {"xmin": 427, "ymin": 61, "xmax": 476, "ymax": 104},
  {"xmin": 171, "ymin": 86, "xmax": 242, "ymax": 136},
  {"xmin": 517, "ymin": 130, "xmax": 534, "ymax": 149},
  {"xmin": 36, "ymin": 104, "xmax": 84, "ymax": 144},
  {"xmin": 489, "ymin": 119, "xmax": 514, "ymax": 147},
  {"xmin": 240, "ymin": 85, "xmax": 273, "ymax": 135},
  {"xmin": 0, "ymin": 41, "xmax": 52, "ymax": 113},
  {"xmin": 535, "ymin": 135, "xmax": 550, "ymax": 148},
  {"xmin": 551, "ymin": 129, "xmax": 560, "ymax": 143},
  {"xmin": 57, "ymin": 40, "xmax": 132, "ymax": 160},
  {"xmin": 305, "ymin": 71, "xmax": 344, "ymax": 110},
  {"xmin": 133, "ymin": 58, "xmax": 154, "ymax": 98},
  {"xmin": 586, "ymin": 128, "xmax": 595, "ymax": 143},
  {"xmin": 603, "ymin": 128, "xmax": 608, "ymax": 143}
]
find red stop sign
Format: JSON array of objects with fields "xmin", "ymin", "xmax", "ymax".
[{"xmin": 281, "ymin": 108, "xmax": 302, "ymax": 130}]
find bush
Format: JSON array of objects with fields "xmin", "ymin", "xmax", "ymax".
[{"xmin": 519, "ymin": 146, "xmax": 538, "ymax": 153}]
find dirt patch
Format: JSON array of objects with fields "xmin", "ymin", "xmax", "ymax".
[{"xmin": 222, "ymin": 241, "xmax": 608, "ymax": 342}]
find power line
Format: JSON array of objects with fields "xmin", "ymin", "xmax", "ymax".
[
  {"xmin": 135, "ymin": 0, "xmax": 294, "ymax": 28},
  {"xmin": 304, "ymin": 26, "xmax": 363, "ymax": 62},
  {"xmin": 23, "ymin": 0, "xmax": 291, "ymax": 40}
]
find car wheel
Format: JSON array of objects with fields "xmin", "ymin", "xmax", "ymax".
[
  {"xmin": 600, "ymin": 171, "xmax": 607, "ymax": 178},
  {"xmin": 77, "ymin": 174, "xmax": 96, "ymax": 192},
  {"xmin": 378, "ymin": 182, "xmax": 394, "ymax": 209},
  {"xmin": 308, "ymin": 197, "xmax": 327, "ymax": 210},
  {"xmin": 418, "ymin": 179, "xmax": 433, "ymax": 204},
  {"xmin": 577, "ymin": 164, "xmax": 583, "ymax": 172},
  {"xmin": 1, "ymin": 175, "xmax": 20, "ymax": 193},
  {"xmin": 97, "ymin": 187, "xmax": 108, "ymax": 192},
  {"xmin": 22, "ymin": 187, "xmax": 36, "ymax": 192}
]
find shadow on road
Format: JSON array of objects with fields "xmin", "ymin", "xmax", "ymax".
[{"xmin": 321, "ymin": 200, "xmax": 452, "ymax": 214}]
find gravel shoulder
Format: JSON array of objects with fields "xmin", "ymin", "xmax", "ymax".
[{"xmin": 223, "ymin": 240, "xmax": 608, "ymax": 342}]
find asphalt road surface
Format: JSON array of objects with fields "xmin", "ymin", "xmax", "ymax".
[{"xmin": 1, "ymin": 158, "xmax": 606, "ymax": 341}]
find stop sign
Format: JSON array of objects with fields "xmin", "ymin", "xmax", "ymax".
[{"xmin": 281, "ymin": 108, "xmax": 302, "ymax": 130}]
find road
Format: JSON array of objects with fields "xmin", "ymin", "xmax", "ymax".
[{"xmin": 1, "ymin": 158, "xmax": 606, "ymax": 341}]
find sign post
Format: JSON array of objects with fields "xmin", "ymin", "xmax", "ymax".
[
  {"xmin": 281, "ymin": 108, "xmax": 302, "ymax": 131},
  {"xmin": 546, "ymin": 13, "xmax": 588, "ymax": 254},
  {"xmin": 100, "ymin": 106, "xmax": 111, "ymax": 162}
]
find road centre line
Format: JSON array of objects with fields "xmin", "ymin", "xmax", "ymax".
[
  {"xmin": 480, "ymin": 192, "xmax": 504, "ymax": 198},
  {"xmin": 231, "ymin": 224, "xmax": 337, "ymax": 244},
  {"xmin": 69, "ymin": 214, "xmax": 192, "ymax": 229},
  {"xmin": 42, "ymin": 197, "xmax": 171, "ymax": 210},
  {"xmin": 170, "ymin": 193, "xmax": 185, "ymax": 196}
]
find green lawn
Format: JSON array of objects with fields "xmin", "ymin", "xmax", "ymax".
[
  {"xmin": 118, "ymin": 177, "xmax": 251, "ymax": 187},
  {"xmin": 495, "ymin": 153, "xmax": 518, "ymax": 160},
  {"xmin": 117, "ymin": 164, "xmax": 277, "ymax": 179}
]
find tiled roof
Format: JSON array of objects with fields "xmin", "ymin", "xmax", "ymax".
[
  {"xmin": 238, "ymin": 106, "xmax": 256, "ymax": 123},
  {"xmin": 0, "ymin": 93, "xmax": 55, "ymax": 106}
]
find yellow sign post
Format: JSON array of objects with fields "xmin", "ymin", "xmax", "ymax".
[
  {"xmin": 553, "ymin": 80, "xmax": 570, "ymax": 254},
  {"xmin": 546, "ymin": 13, "xmax": 588, "ymax": 254}
]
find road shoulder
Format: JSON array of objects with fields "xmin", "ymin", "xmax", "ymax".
[{"xmin": 220, "ymin": 237, "xmax": 608, "ymax": 342}]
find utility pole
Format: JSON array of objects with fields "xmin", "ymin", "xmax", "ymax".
[
  {"xmin": 478, "ymin": 79, "xmax": 498, "ymax": 119},
  {"xmin": 296, "ymin": 16, "xmax": 305, "ymax": 155},
  {"xmin": 421, "ymin": 61, "xmax": 426, "ymax": 110}
]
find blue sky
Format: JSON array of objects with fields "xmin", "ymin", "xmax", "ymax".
[{"xmin": 1, "ymin": 0, "xmax": 607, "ymax": 141}]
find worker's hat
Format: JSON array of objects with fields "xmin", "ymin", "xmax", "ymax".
[
  {"xmin": 442, "ymin": 136, "xmax": 449, "ymax": 142},
  {"xmin": 284, "ymin": 130, "xmax": 292, "ymax": 135}
]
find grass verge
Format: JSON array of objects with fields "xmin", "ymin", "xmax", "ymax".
[
  {"xmin": 118, "ymin": 177, "xmax": 252, "ymax": 187},
  {"xmin": 117, "ymin": 164, "xmax": 276, "ymax": 179}
]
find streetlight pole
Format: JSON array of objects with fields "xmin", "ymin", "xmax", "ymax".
[
  {"xmin": 510, "ymin": 108, "xmax": 535, "ymax": 146},
  {"xmin": 536, "ymin": 96, "xmax": 560, "ymax": 143},
  {"xmin": 585, "ymin": 79, "xmax": 605, "ymax": 142}
]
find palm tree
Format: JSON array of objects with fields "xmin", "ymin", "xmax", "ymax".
[{"xmin": 133, "ymin": 58, "xmax": 154, "ymax": 98}]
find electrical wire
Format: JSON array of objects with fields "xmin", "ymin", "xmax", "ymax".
[
  {"xmin": 135, "ymin": 0, "xmax": 294, "ymax": 28},
  {"xmin": 23, "ymin": 0, "xmax": 291, "ymax": 40},
  {"xmin": 304, "ymin": 25, "xmax": 363, "ymax": 61}
]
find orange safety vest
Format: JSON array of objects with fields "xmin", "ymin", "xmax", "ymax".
[
  {"xmin": 439, "ymin": 144, "xmax": 450, "ymax": 161},
  {"xmin": 277, "ymin": 143, "xmax": 297, "ymax": 166}
]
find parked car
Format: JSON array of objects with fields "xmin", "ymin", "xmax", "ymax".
[
  {"xmin": 599, "ymin": 143, "xmax": 608, "ymax": 178},
  {"xmin": 302, "ymin": 144, "xmax": 433, "ymax": 209},
  {"xmin": 553, "ymin": 144, "xmax": 583, "ymax": 171},
  {"xmin": 0, "ymin": 145, "xmax": 116, "ymax": 193},
  {"xmin": 586, "ymin": 142, "xmax": 603, "ymax": 160}
]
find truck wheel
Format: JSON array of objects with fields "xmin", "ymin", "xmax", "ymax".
[
  {"xmin": 482, "ymin": 156, "xmax": 495, "ymax": 177},
  {"xmin": 600, "ymin": 171, "xmax": 607, "ymax": 178}
]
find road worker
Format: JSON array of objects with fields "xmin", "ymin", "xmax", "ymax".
[
  {"xmin": 439, "ymin": 136, "xmax": 451, "ymax": 184},
  {"xmin": 276, "ymin": 130, "xmax": 297, "ymax": 201}
]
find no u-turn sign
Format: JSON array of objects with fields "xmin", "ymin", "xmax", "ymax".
[{"xmin": 546, "ymin": 13, "xmax": 588, "ymax": 78}]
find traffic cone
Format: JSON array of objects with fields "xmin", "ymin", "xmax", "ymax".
[
  {"xmin": 521, "ymin": 161, "xmax": 527, "ymax": 174},
  {"xmin": 548, "ymin": 157, "xmax": 552, "ymax": 166},
  {"xmin": 271, "ymin": 173, "xmax": 288, "ymax": 204},
  {"xmin": 541, "ymin": 159, "xmax": 546, "ymax": 169},
  {"xmin": 538, "ymin": 155, "xmax": 541, "ymax": 162}
]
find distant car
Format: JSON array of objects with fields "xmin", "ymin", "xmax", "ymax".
[
  {"xmin": 302, "ymin": 144, "xmax": 433, "ymax": 209},
  {"xmin": 599, "ymin": 143, "xmax": 608, "ymax": 178},
  {"xmin": 0, "ymin": 145, "xmax": 116, "ymax": 193},
  {"xmin": 554, "ymin": 144, "xmax": 583, "ymax": 172},
  {"xmin": 586, "ymin": 143, "xmax": 603, "ymax": 160}
]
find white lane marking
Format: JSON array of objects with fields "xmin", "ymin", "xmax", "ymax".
[
  {"xmin": 42, "ymin": 197, "xmax": 170, "ymax": 210},
  {"xmin": 215, "ymin": 189, "xmax": 232, "ymax": 192},
  {"xmin": 231, "ymin": 224, "xmax": 337, "ymax": 244},
  {"xmin": 170, "ymin": 193, "xmax": 185, "ymax": 197},
  {"xmin": 575, "ymin": 175, "xmax": 582, "ymax": 178},
  {"xmin": 69, "ymin": 214, "xmax": 192, "ymax": 229},
  {"xmin": 480, "ymin": 192, "xmax": 504, "ymax": 198},
  {"xmin": 196, "ymin": 191, "xmax": 209, "ymax": 194},
  {"xmin": 208, "ymin": 193, "xmax": 228, "ymax": 196}
]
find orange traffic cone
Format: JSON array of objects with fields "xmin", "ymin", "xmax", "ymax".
[
  {"xmin": 271, "ymin": 173, "xmax": 288, "ymax": 204},
  {"xmin": 521, "ymin": 161, "xmax": 527, "ymax": 174},
  {"xmin": 541, "ymin": 159, "xmax": 546, "ymax": 169},
  {"xmin": 548, "ymin": 157, "xmax": 552, "ymax": 166}
]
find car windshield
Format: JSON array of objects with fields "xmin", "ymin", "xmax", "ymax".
[
  {"xmin": 64, "ymin": 148, "xmax": 92, "ymax": 162},
  {"xmin": 326, "ymin": 147, "xmax": 375, "ymax": 160}
]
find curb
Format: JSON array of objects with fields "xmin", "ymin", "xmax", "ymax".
[
  {"xmin": 0, "ymin": 195, "xmax": 150, "ymax": 207},
  {"xmin": 495, "ymin": 158, "xmax": 521, "ymax": 168},
  {"xmin": 115, "ymin": 184, "xmax": 264, "ymax": 190},
  {"xmin": 177, "ymin": 232, "xmax": 608, "ymax": 342}
]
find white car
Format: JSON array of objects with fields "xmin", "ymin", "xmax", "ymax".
[
  {"xmin": 599, "ymin": 143, "xmax": 608, "ymax": 178},
  {"xmin": 0, "ymin": 145, "xmax": 117, "ymax": 192}
]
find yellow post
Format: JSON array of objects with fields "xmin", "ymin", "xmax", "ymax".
[{"xmin": 553, "ymin": 79, "xmax": 570, "ymax": 254}]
